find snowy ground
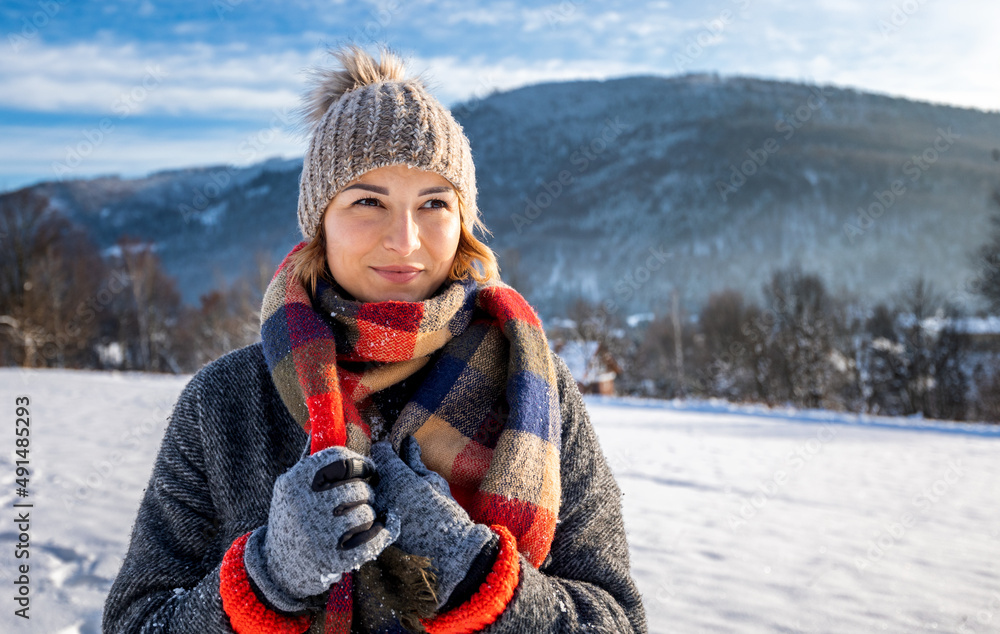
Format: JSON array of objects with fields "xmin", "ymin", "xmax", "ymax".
[{"xmin": 0, "ymin": 367, "xmax": 998, "ymax": 633}]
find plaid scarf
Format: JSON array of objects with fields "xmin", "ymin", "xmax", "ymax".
[{"xmin": 260, "ymin": 242, "xmax": 561, "ymax": 631}]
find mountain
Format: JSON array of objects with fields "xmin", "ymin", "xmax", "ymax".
[{"xmin": 8, "ymin": 74, "xmax": 1000, "ymax": 318}]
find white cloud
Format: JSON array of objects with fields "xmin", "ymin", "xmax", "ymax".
[
  {"xmin": 684, "ymin": 0, "xmax": 1000, "ymax": 112},
  {"xmin": 521, "ymin": 4, "xmax": 584, "ymax": 32},
  {"xmin": 410, "ymin": 54, "xmax": 667, "ymax": 107},
  {"xmin": 444, "ymin": 4, "xmax": 518, "ymax": 26},
  {"xmin": 0, "ymin": 41, "xmax": 318, "ymax": 117}
]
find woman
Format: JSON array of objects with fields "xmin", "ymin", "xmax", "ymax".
[{"xmin": 103, "ymin": 44, "xmax": 647, "ymax": 634}]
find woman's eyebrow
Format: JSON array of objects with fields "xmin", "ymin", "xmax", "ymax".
[
  {"xmin": 418, "ymin": 186, "xmax": 453, "ymax": 195},
  {"xmin": 340, "ymin": 184, "xmax": 453, "ymax": 196},
  {"xmin": 342, "ymin": 183, "xmax": 389, "ymax": 195}
]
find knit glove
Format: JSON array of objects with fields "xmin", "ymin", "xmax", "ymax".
[
  {"xmin": 244, "ymin": 445, "xmax": 400, "ymax": 613},
  {"xmin": 370, "ymin": 437, "xmax": 494, "ymax": 609}
]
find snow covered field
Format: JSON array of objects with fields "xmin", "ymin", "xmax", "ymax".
[{"xmin": 0, "ymin": 367, "xmax": 998, "ymax": 633}]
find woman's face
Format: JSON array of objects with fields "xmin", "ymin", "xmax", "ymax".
[{"xmin": 322, "ymin": 164, "xmax": 462, "ymax": 303}]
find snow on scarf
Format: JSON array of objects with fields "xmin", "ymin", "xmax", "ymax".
[{"xmin": 258, "ymin": 241, "xmax": 561, "ymax": 630}]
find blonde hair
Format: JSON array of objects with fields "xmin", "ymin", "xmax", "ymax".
[{"xmin": 291, "ymin": 192, "xmax": 500, "ymax": 297}]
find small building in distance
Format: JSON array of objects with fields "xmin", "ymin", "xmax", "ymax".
[
  {"xmin": 949, "ymin": 316, "xmax": 1000, "ymax": 353},
  {"xmin": 551, "ymin": 339, "xmax": 621, "ymax": 396}
]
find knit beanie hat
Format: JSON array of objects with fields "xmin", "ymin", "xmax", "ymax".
[{"xmin": 296, "ymin": 44, "xmax": 478, "ymax": 241}]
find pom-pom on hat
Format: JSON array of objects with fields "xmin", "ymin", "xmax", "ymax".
[{"xmin": 296, "ymin": 44, "xmax": 478, "ymax": 240}]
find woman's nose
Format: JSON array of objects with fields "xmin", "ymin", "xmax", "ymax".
[{"xmin": 383, "ymin": 209, "xmax": 421, "ymax": 254}]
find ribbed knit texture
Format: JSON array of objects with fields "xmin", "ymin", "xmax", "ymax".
[
  {"xmin": 421, "ymin": 525, "xmax": 520, "ymax": 634},
  {"xmin": 220, "ymin": 533, "xmax": 312, "ymax": 634},
  {"xmin": 102, "ymin": 342, "xmax": 647, "ymax": 633}
]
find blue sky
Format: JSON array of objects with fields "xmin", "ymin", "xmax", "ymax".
[{"xmin": 1, "ymin": 0, "xmax": 997, "ymax": 193}]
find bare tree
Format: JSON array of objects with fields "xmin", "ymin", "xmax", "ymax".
[
  {"xmin": 695, "ymin": 289, "xmax": 757, "ymax": 399},
  {"xmin": 0, "ymin": 189, "xmax": 54, "ymax": 313},
  {"xmin": 113, "ymin": 236, "xmax": 184, "ymax": 372},
  {"xmin": 971, "ymin": 149, "xmax": 1000, "ymax": 311},
  {"xmin": 633, "ymin": 298, "xmax": 695, "ymax": 399},
  {"xmin": 761, "ymin": 266, "xmax": 838, "ymax": 408},
  {"xmin": 0, "ymin": 190, "xmax": 106, "ymax": 367}
]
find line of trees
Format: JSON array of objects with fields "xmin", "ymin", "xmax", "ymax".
[
  {"xmin": 0, "ymin": 190, "xmax": 268, "ymax": 372},
  {"xmin": 556, "ymin": 266, "xmax": 994, "ymax": 422}
]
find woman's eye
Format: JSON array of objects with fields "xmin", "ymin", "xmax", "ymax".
[{"xmin": 349, "ymin": 197, "xmax": 449, "ymax": 209}]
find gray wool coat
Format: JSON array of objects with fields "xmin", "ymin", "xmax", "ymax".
[{"xmin": 102, "ymin": 342, "xmax": 648, "ymax": 633}]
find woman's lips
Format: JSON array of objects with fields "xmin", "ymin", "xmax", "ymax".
[{"xmin": 372, "ymin": 267, "xmax": 422, "ymax": 283}]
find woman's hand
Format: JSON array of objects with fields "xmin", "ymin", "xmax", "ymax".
[
  {"xmin": 370, "ymin": 437, "xmax": 494, "ymax": 609},
  {"xmin": 244, "ymin": 445, "xmax": 400, "ymax": 612}
]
